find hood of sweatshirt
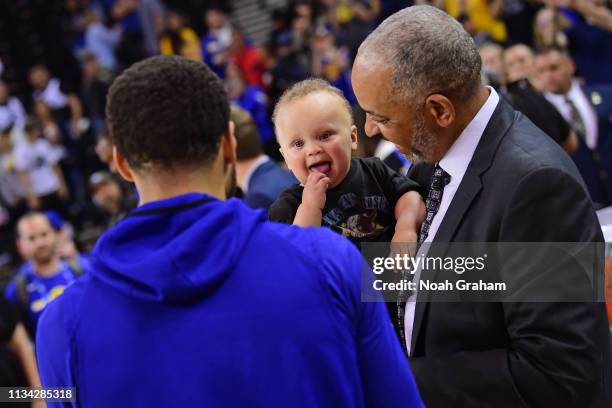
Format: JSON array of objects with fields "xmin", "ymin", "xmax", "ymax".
[{"xmin": 90, "ymin": 193, "xmax": 265, "ymax": 303}]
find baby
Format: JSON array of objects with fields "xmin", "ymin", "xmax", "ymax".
[{"xmin": 268, "ymin": 79, "xmax": 423, "ymax": 245}]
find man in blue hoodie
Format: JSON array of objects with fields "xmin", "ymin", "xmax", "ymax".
[{"xmin": 35, "ymin": 55, "xmax": 423, "ymax": 408}]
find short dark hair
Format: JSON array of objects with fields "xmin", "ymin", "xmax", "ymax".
[
  {"xmin": 106, "ymin": 55, "xmax": 230, "ymax": 169},
  {"xmin": 230, "ymin": 105, "xmax": 262, "ymax": 161},
  {"xmin": 535, "ymin": 45, "xmax": 571, "ymax": 59}
]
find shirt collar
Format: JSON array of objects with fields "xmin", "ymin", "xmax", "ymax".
[
  {"xmin": 439, "ymin": 86, "xmax": 499, "ymax": 184},
  {"xmin": 544, "ymin": 79, "xmax": 580, "ymax": 102},
  {"xmin": 567, "ymin": 79, "xmax": 582, "ymax": 100},
  {"xmin": 241, "ymin": 155, "xmax": 270, "ymax": 193}
]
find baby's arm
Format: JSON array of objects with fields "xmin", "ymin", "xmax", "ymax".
[
  {"xmin": 392, "ymin": 191, "xmax": 425, "ymax": 243},
  {"xmin": 293, "ymin": 172, "xmax": 330, "ymax": 227}
]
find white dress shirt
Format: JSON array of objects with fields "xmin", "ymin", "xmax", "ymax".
[
  {"xmin": 543, "ymin": 80, "xmax": 598, "ymax": 150},
  {"xmin": 404, "ymin": 87, "xmax": 500, "ymax": 355}
]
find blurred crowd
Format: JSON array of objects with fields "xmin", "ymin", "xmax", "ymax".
[{"xmin": 1, "ymin": 0, "xmax": 612, "ymax": 389}]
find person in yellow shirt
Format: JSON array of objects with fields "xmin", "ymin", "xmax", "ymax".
[
  {"xmin": 444, "ymin": 0, "xmax": 507, "ymax": 42},
  {"xmin": 159, "ymin": 10, "xmax": 202, "ymax": 62}
]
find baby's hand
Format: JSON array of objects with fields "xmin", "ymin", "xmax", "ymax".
[{"xmin": 302, "ymin": 172, "xmax": 330, "ymax": 210}]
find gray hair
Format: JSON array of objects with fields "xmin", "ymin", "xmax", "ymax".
[{"xmin": 359, "ymin": 5, "xmax": 482, "ymax": 105}]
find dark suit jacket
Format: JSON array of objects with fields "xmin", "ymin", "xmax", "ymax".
[
  {"xmin": 244, "ymin": 159, "xmax": 296, "ymax": 212},
  {"xmin": 585, "ymin": 85, "xmax": 612, "ymax": 203},
  {"xmin": 406, "ymin": 99, "xmax": 612, "ymax": 407}
]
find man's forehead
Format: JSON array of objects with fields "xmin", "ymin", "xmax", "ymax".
[
  {"xmin": 351, "ymin": 59, "xmax": 395, "ymax": 114},
  {"xmin": 353, "ymin": 52, "xmax": 393, "ymax": 76},
  {"xmin": 18, "ymin": 215, "xmax": 52, "ymax": 235}
]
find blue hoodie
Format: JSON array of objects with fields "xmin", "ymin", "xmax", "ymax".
[{"xmin": 36, "ymin": 193, "xmax": 423, "ymax": 407}]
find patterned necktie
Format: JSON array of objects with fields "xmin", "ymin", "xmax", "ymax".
[
  {"xmin": 396, "ymin": 164, "xmax": 451, "ymax": 352},
  {"xmin": 564, "ymin": 96, "xmax": 586, "ymax": 138},
  {"xmin": 419, "ymin": 165, "xmax": 451, "ymax": 243}
]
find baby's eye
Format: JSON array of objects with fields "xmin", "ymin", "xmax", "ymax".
[
  {"xmin": 319, "ymin": 132, "xmax": 332, "ymax": 140},
  {"xmin": 292, "ymin": 139, "xmax": 304, "ymax": 149}
]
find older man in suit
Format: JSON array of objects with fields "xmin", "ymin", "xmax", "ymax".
[{"xmin": 352, "ymin": 5, "xmax": 611, "ymax": 407}]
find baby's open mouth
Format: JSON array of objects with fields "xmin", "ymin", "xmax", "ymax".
[{"xmin": 309, "ymin": 161, "xmax": 332, "ymax": 175}]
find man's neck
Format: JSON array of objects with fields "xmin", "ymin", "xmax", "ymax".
[
  {"xmin": 34, "ymin": 259, "xmax": 61, "ymax": 277},
  {"xmin": 433, "ymin": 86, "xmax": 491, "ymax": 163},
  {"xmin": 134, "ymin": 164, "xmax": 227, "ymax": 205},
  {"xmin": 459, "ymin": 86, "xmax": 491, "ymax": 130}
]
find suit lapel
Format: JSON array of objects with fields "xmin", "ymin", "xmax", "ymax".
[{"xmin": 409, "ymin": 99, "xmax": 517, "ymax": 355}]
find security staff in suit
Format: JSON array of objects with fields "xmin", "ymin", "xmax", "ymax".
[
  {"xmin": 536, "ymin": 46, "xmax": 612, "ymax": 208},
  {"xmin": 231, "ymin": 105, "xmax": 296, "ymax": 212},
  {"xmin": 352, "ymin": 6, "xmax": 611, "ymax": 407}
]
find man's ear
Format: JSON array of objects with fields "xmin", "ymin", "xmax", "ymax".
[
  {"xmin": 223, "ymin": 121, "xmax": 237, "ymax": 165},
  {"xmin": 112, "ymin": 146, "xmax": 135, "ymax": 182},
  {"xmin": 350, "ymin": 125, "xmax": 358, "ymax": 150},
  {"xmin": 424, "ymin": 94, "xmax": 455, "ymax": 128}
]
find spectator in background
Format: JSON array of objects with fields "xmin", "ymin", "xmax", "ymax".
[
  {"xmin": 14, "ymin": 118, "xmax": 68, "ymax": 214},
  {"xmin": 159, "ymin": 9, "xmax": 202, "ymax": 62},
  {"xmin": 534, "ymin": 6, "xmax": 570, "ymax": 49},
  {"xmin": 88, "ymin": 170, "xmax": 136, "ymax": 229},
  {"xmin": 44, "ymin": 210, "xmax": 92, "ymax": 277},
  {"xmin": 104, "ymin": 0, "xmax": 146, "ymax": 68},
  {"xmin": 83, "ymin": 9, "xmax": 122, "ymax": 73},
  {"xmin": 560, "ymin": 1, "xmax": 612, "ymax": 85},
  {"xmin": 201, "ymin": 6, "xmax": 234, "ymax": 79},
  {"xmin": 503, "ymin": 43, "xmax": 542, "ymax": 89},
  {"xmin": 138, "ymin": 0, "xmax": 165, "ymax": 56},
  {"xmin": 267, "ymin": 30, "xmax": 309, "ymax": 103},
  {"xmin": 457, "ymin": 12, "xmax": 493, "ymax": 45},
  {"xmin": 227, "ymin": 63, "xmax": 275, "ymax": 148},
  {"xmin": 536, "ymin": 46, "xmax": 612, "ymax": 206},
  {"xmin": 32, "ymin": 100, "xmax": 66, "ymax": 165},
  {"xmin": 28, "ymin": 64, "xmax": 84, "ymax": 141},
  {"xmin": 0, "ymin": 296, "xmax": 44, "ymax": 403},
  {"xmin": 479, "ymin": 42, "xmax": 504, "ymax": 90},
  {"xmin": 502, "ymin": 43, "xmax": 579, "ymax": 153},
  {"xmin": 310, "ymin": 25, "xmax": 356, "ymax": 105},
  {"xmin": 95, "ymin": 127, "xmax": 115, "ymax": 172},
  {"xmin": 321, "ymin": 0, "xmax": 382, "ymax": 57},
  {"xmin": 0, "ymin": 80, "xmax": 26, "ymax": 141},
  {"xmin": 495, "ymin": 0, "xmax": 540, "ymax": 46},
  {"xmin": 444, "ymin": 0, "xmax": 507, "ymax": 42},
  {"xmin": 229, "ymin": 31, "xmax": 266, "ymax": 87},
  {"xmin": 5, "ymin": 212, "xmax": 83, "ymax": 338},
  {"xmin": 289, "ymin": 1, "xmax": 315, "ymax": 66},
  {"xmin": 81, "ymin": 53, "xmax": 111, "ymax": 138},
  {"xmin": 0, "ymin": 132, "xmax": 26, "ymax": 225},
  {"xmin": 566, "ymin": 0, "xmax": 612, "ymax": 32},
  {"xmin": 231, "ymin": 105, "xmax": 296, "ymax": 212},
  {"xmin": 535, "ymin": 3, "xmax": 612, "ymax": 85}
]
